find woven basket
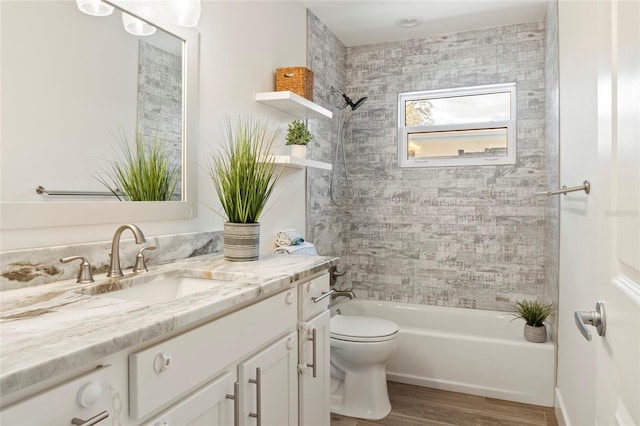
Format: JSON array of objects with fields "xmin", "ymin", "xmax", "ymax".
[{"xmin": 275, "ymin": 67, "xmax": 314, "ymax": 101}]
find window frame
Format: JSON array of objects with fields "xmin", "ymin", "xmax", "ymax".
[{"xmin": 397, "ymin": 82, "xmax": 517, "ymax": 168}]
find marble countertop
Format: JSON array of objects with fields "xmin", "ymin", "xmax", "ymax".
[{"xmin": 0, "ymin": 253, "xmax": 337, "ymax": 398}]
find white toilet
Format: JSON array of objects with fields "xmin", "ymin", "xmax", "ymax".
[{"xmin": 329, "ymin": 314, "xmax": 399, "ymax": 420}]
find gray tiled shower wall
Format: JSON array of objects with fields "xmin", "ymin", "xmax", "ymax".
[
  {"xmin": 307, "ymin": 12, "xmax": 558, "ymax": 312},
  {"xmin": 543, "ymin": 0, "xmax": 560, "ymax": 334}
]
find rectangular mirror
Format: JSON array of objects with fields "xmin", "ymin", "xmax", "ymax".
[{"xmin": 0, "ymin": 0, "xmax": 198, "ymax": 229}]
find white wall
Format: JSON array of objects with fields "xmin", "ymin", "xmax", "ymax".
[
  {"xmin": 555, "ymin": 2, "xmax": 599, "ymax": 424},
  {"xmin": 195, "ymin": 1, "xmax": 309, "ymax": 252},
  {"xmin": 0, "ymin": 1, "xmax": 309, "ymax": 251}
]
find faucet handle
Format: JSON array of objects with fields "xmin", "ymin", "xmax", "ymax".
[
  {"xmin": 60, "ymin": 256, "xmax": 95, "ymax": 284},
  {"xmin": 330, "ymin": 265, "xmax": 347, "ymax": 287},
  {"xmin": 133, "ymin": 246, "xmax": 157, "ymax": 273}
]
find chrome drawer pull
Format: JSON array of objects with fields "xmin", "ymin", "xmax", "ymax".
[
  {"xmin": 71, "ymin": 411, "xmax": 108, "ymax": 426},
  {"xmin": 225, "ymin": 382, "xmax": 240, "ymax": 426},
  {"xmin": 306, "ymin": 328, "xmax": 317, "ymax": 378},
  {"xmin": 312, "ymin": 289, "xmax": 335, "ymax": 303},
  {"xmin": 248, "ymin": 367, "xmax": 262, "ymax": 426}
]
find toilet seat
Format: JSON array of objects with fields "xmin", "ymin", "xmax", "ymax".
[{"xmin": 330, "ymin": 315, "xmax": 399, "ymax": 342}]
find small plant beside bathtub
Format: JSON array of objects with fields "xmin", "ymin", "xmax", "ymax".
[{"xmin": 511, "ymin": 300, "xmax": 553, "ymax": 343}]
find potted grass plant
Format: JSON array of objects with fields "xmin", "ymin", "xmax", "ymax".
[
  {"xmin": 511, "ymin": 300, "xmax": 553, "ymax": 343},
  {"xmin": 285, "ymin": 120, "xmax": 313, "ymax": 158},
  {"xmin": 96, "ymin": 133, "xmax": 179, "ymax": 201},
  {"xmin": 206, "ymin": 116, "xmax": 280, "ymax": 261}
]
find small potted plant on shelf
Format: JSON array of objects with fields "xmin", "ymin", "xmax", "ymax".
[
  {"xmin": 511, "ymin": 300, "xmax": 553, "ymax": 343},
  {"xmin": 205, "ymin": 116, "xmax": 281, "ymax": 261},
  {"xmin": 285, "ymin": 120, "xmax": 313, "ymax": 158}
]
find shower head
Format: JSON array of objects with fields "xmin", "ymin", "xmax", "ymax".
[
  {"xmin": 331, "ymin": 88, "xmax": 368, "ymax": 111},
  {"xmin": 351, "ymin": 96, "xmax": 368, "ymax": 111},
  {"xmin": 341, "ymin": 93, "xmax": 368, "ymax": 111}
]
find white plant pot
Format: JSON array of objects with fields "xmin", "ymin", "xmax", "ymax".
[
  {"xmin": 524, "ymin": 324, "xmax": 547, "ymax": 343},
  {"xmin": 290, "ymin": 145, "xmax": 307, "ymax": 159},
  {"xmin": 223, "ymin": 222, "xmax": 260, "ymax": 261}
]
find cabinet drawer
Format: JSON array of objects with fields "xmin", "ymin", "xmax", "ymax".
[
  {"xmin": 298, "ymin": 274, "xmax": 330, "ymax": 320},
  {"xmin": 1, "ymin": 365, "xmax": 118, "ymax": 426},
  {"xmin": 129, "ymin": 288, "xmax": 297, "ymax": 420}
]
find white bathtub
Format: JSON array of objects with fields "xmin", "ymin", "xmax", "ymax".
[{"xmin": 332, "ymin": 299, "xmax": 555, "ymax": 407}]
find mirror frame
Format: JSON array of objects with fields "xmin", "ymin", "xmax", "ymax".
[{"xmin": 0, "ymin": 0, "xmax": 199, "ymax": 230}]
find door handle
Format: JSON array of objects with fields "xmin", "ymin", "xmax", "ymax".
[
  {"xmin": 306, "ymin": 328, "xmax": 317, "ymax": 378},
  {"xmin": 248, "ymin": 367, "xmax": 262, "ymax": 426},
  {"xmin": 70, "ymin": 411, "xmax": 108, "ymax": 426},
  {"xmin": 225, "ymin": 382, "xmax": 239, "ymax": 426},
  {"xmin": 574, "ymin": 301, "xmax": 606, "ymax": 341}
]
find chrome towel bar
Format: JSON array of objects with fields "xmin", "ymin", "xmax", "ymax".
[
  {"xmin": 535, "ymin": 180, "xmax": 591, "ymax": 196},
  {"xmin": 36, "ymin": 185, "xmax": 123, "ymax": 197}
]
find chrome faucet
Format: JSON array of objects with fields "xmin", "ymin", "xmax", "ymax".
[{"xmin": 107, "ymin": 224, "xmax": 146, "ymax": 278}]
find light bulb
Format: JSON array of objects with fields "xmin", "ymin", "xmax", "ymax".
[
  {"xmin": 122, "ymin": 12, "xmax": 157, "ymax": 36},
  {"xmin": 76, "ymin": 0, "xmax": 114, "ymax": 16},
  {"xmin": 168, "ymin": 0, "xmax": 201, "ymax": 27}
]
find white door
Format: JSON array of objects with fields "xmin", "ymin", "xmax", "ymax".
[
  {"xmin": 593, "ymin": 0, "xmax": 640, "ymax": 424},
  {"xmin": 557, "ymin": 1, "xmax": 640, "ymax": 425},
  {"xmin": 239, "ymin": 332, "xmax": 298, "ymax": 426}
]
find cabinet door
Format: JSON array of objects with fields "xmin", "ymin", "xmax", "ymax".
[
  {"xmin": 299, "ymin": 310, "xmax": 331, "ymax": 426},
  {"xmin": 142, "ymin": 371, "xmax": 235, "ymax": 426},
  {"xmin": 239, "ymin": 332, "xmax": 298, "ymax": 426}
]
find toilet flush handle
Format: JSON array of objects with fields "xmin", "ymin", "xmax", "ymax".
[{"xmin": 312, "ymin": 289, "xmax": 335, "ymax": 303}]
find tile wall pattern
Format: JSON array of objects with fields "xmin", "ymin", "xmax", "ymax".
[
  {"xmin": 544, "ymin": 0, "xmax": 560, "ymax": 335},
  {"xmin": 309, "ymin": 18, "xmax": 551, "ymax": 311},
  {"xmin": 137, "ymin": 41, "xmax": 183, "ymax": 200},
  {"xmin": 306, "ymin": 12, "xmax": 349, "ymax": 260}
]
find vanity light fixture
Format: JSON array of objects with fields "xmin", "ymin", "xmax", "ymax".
[
  {"xmin": 122, "ymin": 12, "xmax": 157, "ymax": 36},
  {"xmin": 78, "ymin": 0, "xmax": 200, "ymax": 31},
  {"xmin": 76, "ymin": 0, "xmax": 114, "ymax": 16},
  {"xmin": 395, "ymin": 17, "xmax": 422, "ymax": 28}
]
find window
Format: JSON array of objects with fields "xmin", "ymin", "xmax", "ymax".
[{"xmin": 398, "ymin": 83, "xmax": 517, "ymax": 167}]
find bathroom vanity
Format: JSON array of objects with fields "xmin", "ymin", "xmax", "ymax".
[{"xmin": 0, "ymin": 254, "xmax": 335, "ymax": 425}]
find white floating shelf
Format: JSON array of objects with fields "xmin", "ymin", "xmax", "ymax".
[
  {"xmin": 256, "ymin": 91, "xmax": 333, "ymax": 120},
  {"xmin": 270, "ymin": 155, "xmax": 332, "ymax": 171}
]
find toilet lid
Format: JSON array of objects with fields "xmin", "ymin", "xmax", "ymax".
[{"xmin": 330, "ymin": 315, "xmax": 399, "ymax": 341}]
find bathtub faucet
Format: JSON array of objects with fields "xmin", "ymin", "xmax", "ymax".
[{"xmin": 332, "ymin": 290, "xmax": 356, "ymax": 300}]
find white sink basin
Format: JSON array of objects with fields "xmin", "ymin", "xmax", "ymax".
[{"xmin": 99, "ymin": 276, "xmax": 235, "ymax": 304}]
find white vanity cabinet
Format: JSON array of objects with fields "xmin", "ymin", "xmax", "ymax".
[
  {"xmin": 298, "ymin": 274, "xmax": 331, "ymax": 426},
  {"xmin": 1, "ymin": 270, "xmax": 334, "ymax": 426}
]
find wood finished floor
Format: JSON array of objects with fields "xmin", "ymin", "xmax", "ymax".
[{"xmin": 331, "ymin": 382, "xmax": 559, "ymax": 426}]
